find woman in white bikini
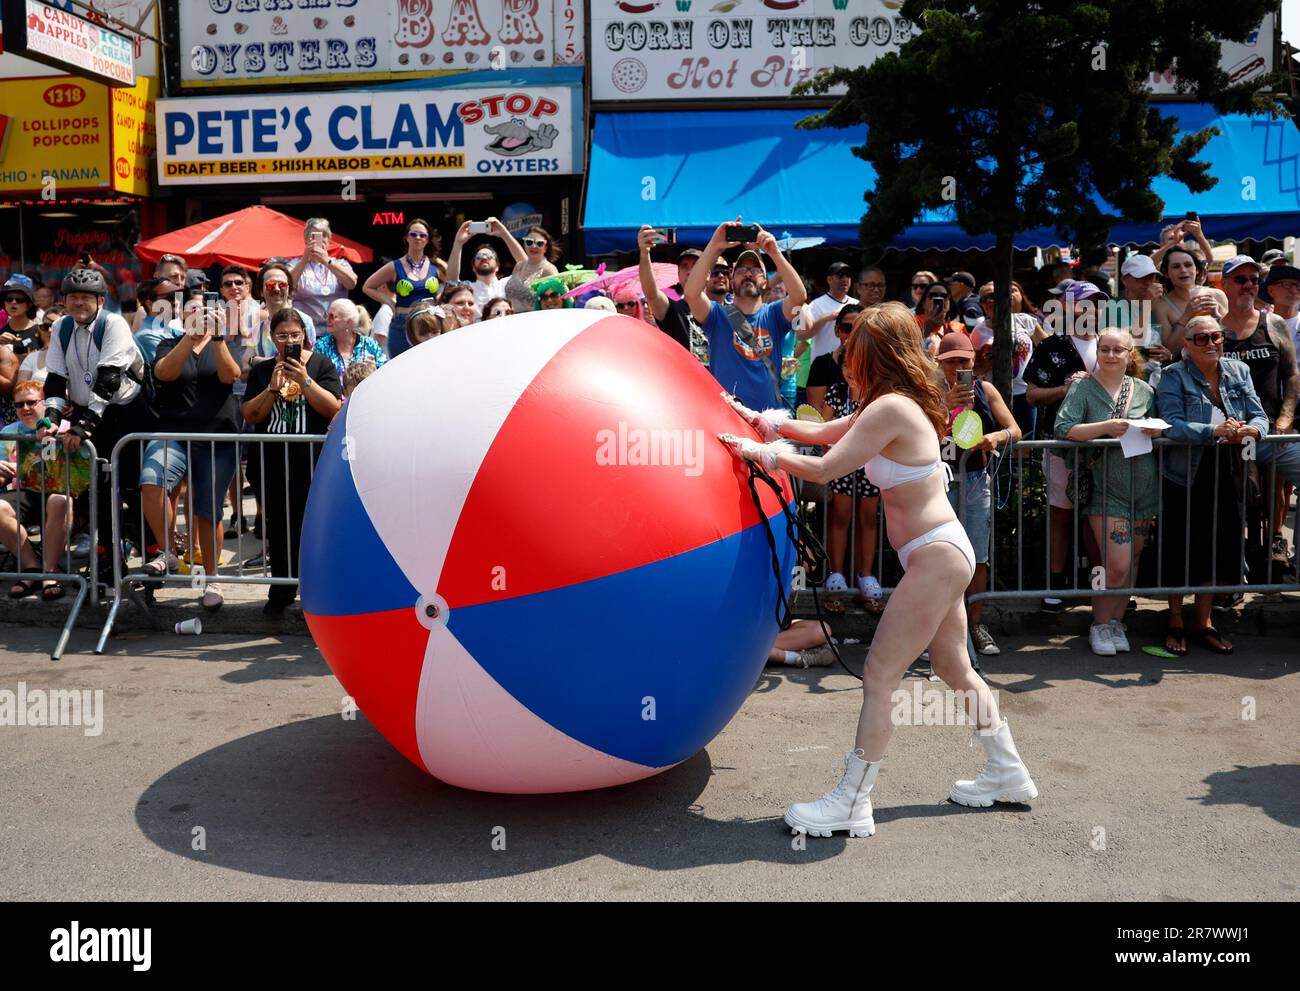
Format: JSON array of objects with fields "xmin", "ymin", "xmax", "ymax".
[{"xmin": 721, "ymin": 302, "xmax": 1037, "ymax": 837}]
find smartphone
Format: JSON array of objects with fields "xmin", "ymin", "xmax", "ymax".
[
  {"xmin": 79, "ymin": 252, "xmax": 91, "ymax": 265},
  {"xmin": 652, "ymin": 228, "xmax": 676, "ymax": 245},
  {"xmin": 1184, "ymin": 211, "xmax": 1198, "ymax": 223},
  {"xmin": 957, "ymin": 369, "xmax": 975, "ymax": 389},
  {"xmin": 466, "ymin": 221, "xmax": 491, "ymax": 235},
  {"xmin": 285, "ymin": 343, "xmax": 302, "ymax": 363},
  {"xmin": 724, "ymin": 224, "xmax": 759, "ymax": 243},
  {"xmin": 203, "ymin": 291, "xmax": 219, "ymax": 308}
]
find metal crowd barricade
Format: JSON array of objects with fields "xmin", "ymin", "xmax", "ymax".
[
  {"xmin": 0, "ymin": 437, "xmax": 98, "ymax": 660},
  {"xmin": 94, "ymin": 431, "xmax": 329, "ymax": 654},
  {"xmin": 954, "ymin": 434, "xmax": 1300, "ymax": 660}
]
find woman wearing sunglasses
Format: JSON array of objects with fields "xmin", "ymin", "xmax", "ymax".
[
  {"xmin": 15, "ymin": 304, "xmax": 62, "ymax": 387},
  {"xmin": 362, "ymin": 218, "xmax": 445, "ymax": 359},
  {"xmin": 532, "ymin": 276, "xmax": 572, "ymax": 312},
  {"xmin": 1156, "ymin": 316, "xmax": 1269, "ymax": 655},
  {"xmin": 504, "ymin": 226, "xmax": 561, "ymax": 316}
]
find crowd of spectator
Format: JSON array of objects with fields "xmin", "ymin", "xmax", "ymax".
[{"xmin": 0, "ymin": 215, "xmax": 1297, "ymax": 654}]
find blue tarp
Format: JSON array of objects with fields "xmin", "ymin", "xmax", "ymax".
[{"xmin": 582, "ymin": 105, "xmax": 1300, "ymax": 254}]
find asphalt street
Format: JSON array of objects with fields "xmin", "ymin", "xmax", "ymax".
[{"xmin": 1, "ymin": 622, "xmax": 1296, "ymax": 901}]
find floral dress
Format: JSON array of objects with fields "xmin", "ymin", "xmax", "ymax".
[{"xmin": 312, "ymin": 333, "xmax": 386, "ymax": 382}]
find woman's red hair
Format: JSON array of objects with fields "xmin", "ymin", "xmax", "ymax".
[{"xmin": 842, "ymin": 302, "xmax": 949, "ymax": 440}]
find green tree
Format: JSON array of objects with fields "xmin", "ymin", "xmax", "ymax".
[{"xmin": 796, "ymin": 0, "xmax": 1282, "ymax": 399}]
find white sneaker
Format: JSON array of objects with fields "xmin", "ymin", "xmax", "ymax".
[
  {"xmin": 1089, "ymin": 623, "xmax": 1116, "ymax": 656},
  {"xmin": 950, "ymin": 720, "xmax": 1039, "ymax": 807},
  {"xmin": 1108, "ymin": 619, "xmax": 1131, "ymax": 653},
  {"xmin": 824, "ymin": 572, "xmax": 849, "ymax": 595},
  {"xmin": 857, "ymin": 574, "xmax": 882, "ymax": 600},
  {"xmin": 787, "ymin": 645, "xmax": 835, "ymax": 668},
  {"xmin": 201, "ymin": 583, "xmax": 224, "ymax": 611},
  {"xmin": 784, "ymin": 751, "xmax": 879, "ymax": 837},
  {"xmin": 142, "ymin": 551, "xmax": 179, "ymax": 576}
]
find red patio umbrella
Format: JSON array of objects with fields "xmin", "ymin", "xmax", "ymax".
[{"xmin": 135, "ymin": 205, "xmax": 372, "ymax": 269}]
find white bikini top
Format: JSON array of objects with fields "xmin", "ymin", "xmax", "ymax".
[{"xmin": 864, "ymin": 455, "xmax": 952, "ymax": 491}]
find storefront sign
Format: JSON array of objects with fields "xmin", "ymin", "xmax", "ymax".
[
  {"xmin": 591, "ymin": 3, "xmax": 1277, "ymax": 103},
  {"xmin": 1147, "ymin": 17, "xmax": 1274, "ymax": 95},
  {"xmin": 1, "ymin": 0, "xmax": 136, "ymax": 87},
  {"xmin": 592, "ymin": 0, "xmax": 909, "ymax": 101},
  {"xmin": 156, "ymin": 85, "xmax": 579, "ymax": 184},
  {"xmin": 1, "ymin": 2, "xmax": 160, "ymax": 82},
  {"xmin": 176, "ymin": 0, "xmax": 585, "ymax": 86},
  {"xmin": 0, "ymin": 74, "xmax": 154, "ymax": 195}
]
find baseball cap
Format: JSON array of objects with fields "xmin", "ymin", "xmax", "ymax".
[
  {"xmin": 1221, "ymin": 254, "xmax": 1261, "ymax": 277},
  {"xmin": 733, "ymin": 250, "xmax": 763, "ymax": 271},
  {"xmin": 936, "ymin": 331, "xmax": 975, "ymax": 359},
  {"xmin": 676, "ymin": 248, "xmax": 703, "ymax": 262},
  {"xmin": 946, "ymin": 271, "xmax": 977, "ymax": 289},
  {"xmin": 1050, "ymin": 279, "xmax": 1109, "ymax": 301},
  {"xmin": 1120, "ymin": 254, "xmax": 1158, "ymax": 279},
  {"xmin": 584, "ymin": 296, "xmax": 616, "ymax": 312},
  {"xmin": 185, "ymin": 269, "xmax": 210, "ymax": 289},
  {"xmin": 1265, "ymin": 263, "xmax": 1300, "ymax": 286},
  {"xmin": 1260, "ymin": 249, "xmax": 1286, "ymax": 265},
  {"xmin": 2, "ymin": 274, "xmax": 34, "ymax": 300},
  {"xmin": 827, "ymin": 261, "xmax": 853, "ymax": 277}
]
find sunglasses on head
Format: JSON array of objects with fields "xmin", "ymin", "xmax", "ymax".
[
  {"xmin": 523, "ymin": 238, "xmax": 547, "ymax": 248},
  {"xmin": 1191, "ymin": 331, "xmax": 1224, "ymax": 346}
]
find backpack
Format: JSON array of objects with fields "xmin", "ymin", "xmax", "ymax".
[{"xmin": 56, "ymin": 310, "xmax": 108, "ymax": 356}]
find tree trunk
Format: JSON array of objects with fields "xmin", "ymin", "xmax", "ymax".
[{"xmin": 993, "ymin": 232, "xmax": 1014, "ymax": 402}]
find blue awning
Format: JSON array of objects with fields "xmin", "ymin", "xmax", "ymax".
[{"xmin": 582, "ymin": 106, "xmax": 1300, "ymax": 254}]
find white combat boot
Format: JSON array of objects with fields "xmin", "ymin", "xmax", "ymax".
[
  {"xmin": 950, "ymin": 720, "xmax": 1038, "ymax": 807},
  {"xmin": 784, "ymin": 751, "xmax": 879, "ymax": 837}
]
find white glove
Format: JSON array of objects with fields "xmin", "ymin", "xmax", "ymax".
[
  {"xmin": 718, "ymin": 433, "xmax": 793, "ymax": 472},
  {"xmin": 721, "ymin": 391, "xmax": 789, "ymax": 441}
]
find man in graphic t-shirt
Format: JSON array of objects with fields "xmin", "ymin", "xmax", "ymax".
[{"xmin": 683, "ymin": 219, "xmax": 809, "ymax": 412}]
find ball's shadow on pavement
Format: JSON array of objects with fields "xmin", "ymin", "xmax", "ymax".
[{"xmin": 136, "ymin": 715, "xmax": 845, "ymax": 885}]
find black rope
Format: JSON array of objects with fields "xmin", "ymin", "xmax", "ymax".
[{"xmin": 743, "ymin": 461, "xmax": 863, "ymax": 681}]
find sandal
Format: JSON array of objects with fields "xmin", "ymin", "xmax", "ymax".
[
  {"xmin": 821, "ymin": 595, "xmax": 846, "ymax": 615},
  {"xmin": 1164, "ymin": 626, "xmax": 1188, "ymax": 657},
  {"xmin": 40, "ymin": 581, "xmax": 65, "ymax": 602},
  {"xmin": 1192, "ymin": 626, "xmax": 1234, "ymax": 655},
  {"xmin": 8, "ymin": 579, "xmax": 39, "ymax": 599}
]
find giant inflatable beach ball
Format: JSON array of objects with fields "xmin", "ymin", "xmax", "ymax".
[{"xmin": 301, "ymin": 310, "xmax": 794, "ymax": 793}]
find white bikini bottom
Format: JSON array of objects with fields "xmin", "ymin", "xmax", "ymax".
[{"xmin": 895, "ymin": 520, "xmax": 977, "ymax": 578}]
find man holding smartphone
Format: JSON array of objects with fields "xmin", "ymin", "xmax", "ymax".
[{"xmin": 683, "ymin": 218, "xmax": 809, "ymax": 411}]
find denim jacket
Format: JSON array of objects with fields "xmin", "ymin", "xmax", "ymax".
[{"xmin": 1155, "ymin": 357, "xmax": 1269, "ymax": 486}]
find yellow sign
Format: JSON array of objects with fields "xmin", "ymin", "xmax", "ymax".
[
  {"xmin": 109, "ymin": 76, "xmax": 155, "ymax": 196},
  {"xmin": 0, "ymin": 75, "xmax": 154, "ymax": 197}
]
